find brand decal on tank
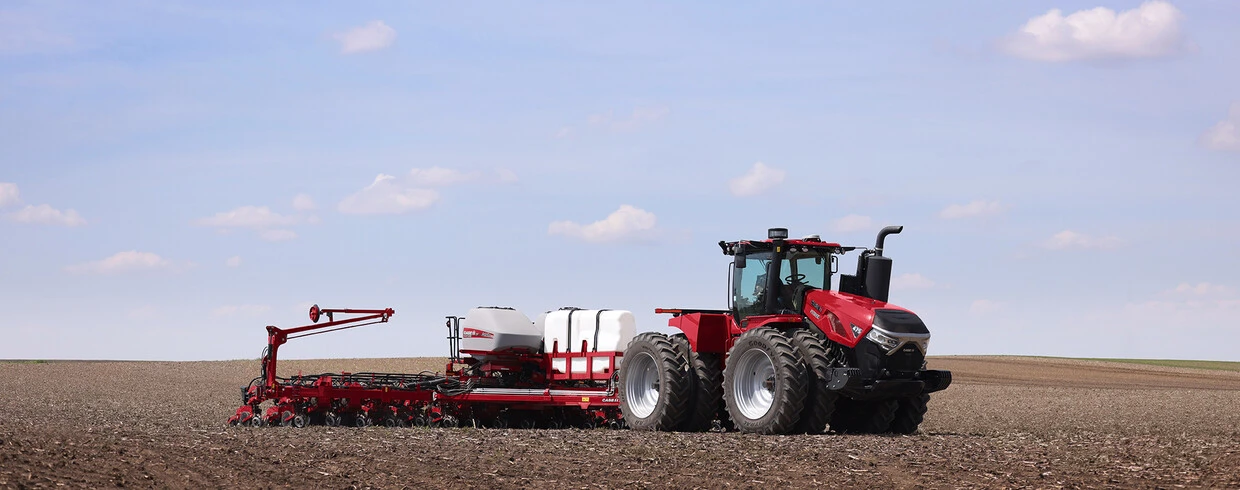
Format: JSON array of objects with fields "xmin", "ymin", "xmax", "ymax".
[{"xmin": 462, "ymin": 328, "xmax": 494, "ymax": 339}]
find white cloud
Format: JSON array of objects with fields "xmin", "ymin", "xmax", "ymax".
[
  {"xmin": 5, "ymin": 204, "xmax": 86, "ymax": 226},
  {"xmin": 408, "ymin": 167, "xmax": 481, "ymax": 187},
  {"xmin": 1200, "ymin": 103, "xmax": 1240, "ymax": 152},
  {"xmin": 970, "ymin": 299, "xmax": 1004, "ymax": 315},
  {"xmin": 333, "ymin": 20, "xmax": 396, "ymax": 54},
  {"xmin": 292, "ymin": 194, "xmax": 316, "ymax": 211},
  {"xmin": 1001, "ymin": 1, "xmax": 1188, "ymax": 62},
  {"xmin": 1041, "ymin": 230, "xmax": 1122, "ymax": 250},
  {"xmin": 0, "ymin": 183, "xmax": 86, "ymax": 226},
  {"xmin": 225, "ymin": 256, "xmax": 242, "ymax": 268},
  {"xmin": 337, "ymin": 168, "xmax": 497, "ymax": 216},
  {"xmin": 1170, "ymin": 282, "xmax": 1234, "ymax": 296},
  {"xmin": 831, "ymin": 214, "xmax": 873, "ymax": 233},
  {"xmin": 196, "ymin": 206, "xmax": 302, "ymax": 229},
  {"xmin": 548, "ymin": 204, "xmax": 658, "ymax": 243},
  {"xmin": 0, "ymin": 182, "xmax": 19, "ymax": 207},
  {"xmin": 338, "ymin": 174, "xmax": 440, "ymax": 215},
  {"xmin": 1122, "ymin": 296, "xmax": 1240, "ymax": 323},
  {"xmin": 729, "ymin": 162, "xmax": 786, "ymax": 197},
  {"xmin": 892, "ymin": 273, "xmax": 937, "ymax": 290},
  {"xmin": 211, "ymin": 305, "xmax": 271, "ymax": 318},
  {"xmin": 196, "ymin": 205, "xmax": 316, "ymax": 241},
  {"xmin": 939, "ymin": 200, "xmax": 1005, "ymax": 219},
  {"xmin": 259, "ymin": 229, "xmax": 297, "ymax": 242},
  {"xmin": 496, "ymin": 168, "xmax": 519, "ymax": 183},
  {"xmin": 554, "ymin": 127, "xmax": 573, "ymax": 139},
  {"xmin": 65, "ymin": 251, "xmax": 173, "ymax": 274}
]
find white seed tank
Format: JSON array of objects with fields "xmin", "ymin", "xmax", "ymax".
[
  {"xmin": 539, "ymin": 308, "xmax": 637, "ymax": 374},
  {"xmin": 459, "ymin": 307, "xmax": 542, "ymax": 358}
]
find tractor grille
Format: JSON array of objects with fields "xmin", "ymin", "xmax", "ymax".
[
  {"xmin": 886, "ymin": 344, "xmax": 925, "ymax": 374},
  {"xmin": 854, "ymin": 338, "xmax": 925, "ymax": 377}
]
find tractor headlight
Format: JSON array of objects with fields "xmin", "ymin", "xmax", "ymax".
[
  {"xmin": 865, "ymin": 328, "xmax": 901, "ymax": 352},
  {"xmin": 865, "ymin": 324, "xmax": 931, "ymax": 355}
]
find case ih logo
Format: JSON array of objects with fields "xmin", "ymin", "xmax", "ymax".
[{"xmin": 462, "ymin": 328, "xmax": 494, "ymax": 339}]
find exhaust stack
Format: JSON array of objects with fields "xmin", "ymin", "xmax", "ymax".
[
  {"xmin": 873, "ymin": 225, "xmax": 903, "ymax": 256},
  {"xmin": 864, "ymin": 225, "xmax": 903, "ymax": 303}
]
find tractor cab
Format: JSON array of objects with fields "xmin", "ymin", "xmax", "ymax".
[{"xmin": 721, "ymin": 228, "xmax": 852, "ymax": 325}]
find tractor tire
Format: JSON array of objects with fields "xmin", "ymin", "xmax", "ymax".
[
  {"xmin": 829, "ymin": 398, "xmax": 898, "ymax": 434},
  {"xmin": 670, "ymin": 335, "xmax": 724, "ymax": 432},
  {"xmin": 618, "ymin": 332, "xmax": 692, "ymax": 431},
  {"xmin": 889, "ymin": 393, "xmax": 930, "ymax": 435},
  {"xmin": 722, "ymin": 327, "xmax": 808, "ymax": 434},
  {"xmin": 788, "ymin": 328, "xmax": 838, "ymax": 434}
]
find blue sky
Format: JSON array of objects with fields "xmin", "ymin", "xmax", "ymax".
[{"xmin": 2, "ymin": 1, "xmax": 1238, "ymax": 361}]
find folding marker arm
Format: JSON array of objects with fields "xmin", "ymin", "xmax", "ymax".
[{"xmin": 260, "ymin": 305, "xmax": 396, "ymax": 391}]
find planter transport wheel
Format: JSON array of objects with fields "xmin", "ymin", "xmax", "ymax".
[{"xmin": 618, "ymin": 332, "xmax": 692, "ymax": 431}]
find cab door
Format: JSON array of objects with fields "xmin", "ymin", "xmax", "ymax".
[{"xmin": 731, "ymin": 252, "xmax": 775, "ymax": 327}]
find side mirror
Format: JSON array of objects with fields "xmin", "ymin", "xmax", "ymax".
[{"xmin": 734, "ymin": 254, "xmax": 746, "ymax": 269}]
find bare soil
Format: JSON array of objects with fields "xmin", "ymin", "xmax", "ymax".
[{"xmin": 2, "ymin": 355, "xmax": 1238, "ymax": 489}]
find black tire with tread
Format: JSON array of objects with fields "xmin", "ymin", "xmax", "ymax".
[
  {"xmin": 830, "ymin": 398, "xmax": 898, "ymax": 434},
  {"xmin": 722, "ymin": 327, "xmax": 808, "ymax": 435},
  {"xmin": 889, "ymin": 393, "xmax": 930, "ymax": 434},
  {"xmin": 788, "ymin": 327, "xmax": 838, "ymax": 434},
  {"xmin": 618, "ymin": 332, "xmax": 693, "ymax": 431},
  {"xmin": 671, "ymin": 334, "xmax": 725, "ymax": 432}
]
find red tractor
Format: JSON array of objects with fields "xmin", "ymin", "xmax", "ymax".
[{"xmin": 618, "ymin": 226, "xmax": 952, "ymax": 434}]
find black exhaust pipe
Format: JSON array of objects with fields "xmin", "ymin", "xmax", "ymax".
[
  {"xmin": 864, "ymin": 225, "xmax": 903, "ymax": 303},
  {"xmin": 873, "ymin": 225, "xmax": 903, "ymax": 256}
]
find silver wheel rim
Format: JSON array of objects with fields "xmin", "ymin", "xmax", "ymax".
[
  {"xmin": 733, "ymin": 347, "xmax": 776, "ymax": 420},
  {"xmin": 623, "ymin": 351, "xmax": 661, "ymax": 419}
]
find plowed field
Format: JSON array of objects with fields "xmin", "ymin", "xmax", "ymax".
[{"xmin": 2, "ymin": 356, "xmax": 1238, "ymax": 489}]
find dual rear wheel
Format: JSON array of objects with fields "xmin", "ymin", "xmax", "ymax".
[
  {"xmin": 618, "ymin": 327, "xmax": 930, "ymax": 435},
  {"xmin": 722, "ymin": 327, "xmax": 807, "ymax": 434},
  {"xmin": 618, "ymin": 333, "xmax": 692, "ymax": 431}
]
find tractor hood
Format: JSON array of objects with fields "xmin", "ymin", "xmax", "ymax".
[{"xmin": 801, "ymin": 289, "xmax": 929, "ymax": 349}]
